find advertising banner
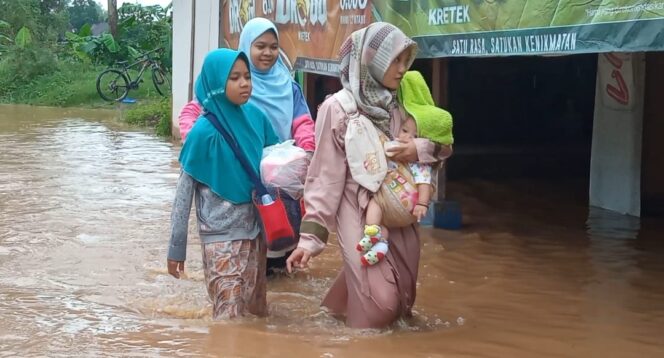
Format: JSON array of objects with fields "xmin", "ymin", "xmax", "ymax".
[
  {"xmin": 220, "ymin": 1, "xmax": 664, "ymax": 75},
  {"xmin": 221, "ymin": 0, "xmax": 372, "ymax": 75},
  {"xmin": 375, "ymin": 0, "xmax": 664, "ymax": 57}
]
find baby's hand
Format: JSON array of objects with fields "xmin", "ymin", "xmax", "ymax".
[{"xmin": 413, "ymin": 204, "xmax": 428, "ymax": 222}]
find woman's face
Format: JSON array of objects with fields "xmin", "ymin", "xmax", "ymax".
[
  {"xmin": 250, "ymin": 30, "xmax": 279, "ymax": 72},
  {"xmin": 225, "ymin": 58, "xmax": 252, "ymax": 105},
  {"xmin": 381, "ymin": 48, "xmax": 411, "ymax": 90}
]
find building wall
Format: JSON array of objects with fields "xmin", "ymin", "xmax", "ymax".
[
  {"xmin": 171, "ymin": 0, "xmax": 220, "ymax": 141},
  {"xmin": 171, "ymin": 0, "xmax": 194, "ymax": 140},
  {"xmin": 171, "ymin": 4, "xmax": 661, "ymax": 216},
  {"xmin": 642, "ymin": 52, "xmax": 664, "ymax": 215}
]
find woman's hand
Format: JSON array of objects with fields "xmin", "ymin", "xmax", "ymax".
[
  {"xmin": 286, "ymin": 247, "xmax": 312, "ymax": 273},
  {"xmin": 385, "ymin": 138, "xmax": 418, "ymax": 163},
  {"xmin": 167, "ymin": 259, "xmax": 185, "ymax": 279}
]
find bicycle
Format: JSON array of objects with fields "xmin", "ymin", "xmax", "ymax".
[{"xmin": 96, "ymin": 47, "xmax": 171, "ymax": 102}]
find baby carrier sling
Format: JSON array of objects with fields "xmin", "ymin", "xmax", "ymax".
[{"xmin": 333, "ymin": 89, "xmax": 418, "ymax": 228}]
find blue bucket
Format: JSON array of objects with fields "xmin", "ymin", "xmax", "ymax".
[
  {"xmin": 433, "ymin": 200, "xmax": 463, "ymax": 230},
  {"xmin": 419, "ymin": 202, "xmax": 435, "ymax": 227}
]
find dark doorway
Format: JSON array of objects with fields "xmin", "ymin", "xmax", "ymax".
[{"xmin": 446, "ymin": 54, "xmax": 598, "ymax": 182}]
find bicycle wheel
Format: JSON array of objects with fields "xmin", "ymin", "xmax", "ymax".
[
  {"xmin": 152, "ymin": 68, "xmax": 171, "ymax": 96},
  {"xmin": 96, "ymin": 69, "xmax": 130, "ymax": 102}
]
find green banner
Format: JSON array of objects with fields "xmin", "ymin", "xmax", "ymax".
[{"xmin": 373, "ymin": 0, "xmax": 664, "ymax": 57}]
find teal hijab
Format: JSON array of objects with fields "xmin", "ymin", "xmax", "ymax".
[{"xmin": 179, "ymin": 49, "xmax": 278, "ymax": 204}]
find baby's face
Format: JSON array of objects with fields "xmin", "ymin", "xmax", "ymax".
[{"xmin": 398, "ymin": 117, "xmax": 417, "ymax": 141}]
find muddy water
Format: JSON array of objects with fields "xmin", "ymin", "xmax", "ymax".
[{"xmin": 1, "ymin": 104, "xmax": 663, "ymax": 357}]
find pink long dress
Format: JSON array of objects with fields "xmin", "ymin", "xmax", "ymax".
[{"xmin": 297, "ymin": 96, "xmax": 452, "ymax": 329}]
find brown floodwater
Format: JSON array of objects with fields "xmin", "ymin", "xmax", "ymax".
[{"xmin": 1, "ymin": 104, "xmax": 663, "ymax": 357}]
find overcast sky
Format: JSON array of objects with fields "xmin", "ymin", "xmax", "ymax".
[{"xmin": 99, "ymin": 0, "xmax": 172, "ymax": 10}]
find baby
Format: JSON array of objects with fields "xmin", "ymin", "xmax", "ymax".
[{"xmin": 357, "ymin": 70, "xmax": 453, "ymax": 266}]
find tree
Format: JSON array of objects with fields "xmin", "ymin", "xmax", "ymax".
[
  {"xmin": 38, "ymin": 0, "xmax": 68, "ymax": 14},
  {"xmin": 68, "ymin": 0, "xmax": 103, "ymax": 31},
  {"xmin": 118, "ymin": 3, "xmax": 172, "ymax": 50},
  {"xmin": 39, "ymin": 0, "xmax": 70, "ymax": 41},
  {"xmin": 0, "ymin": 0, "xmax": 68, "ymax": 42},
  {"xmin": 107, "ymin": 0, "xmax": 117, "ymax": 37},
  {"xmin": 113, "ymin": 3, "xmax": 171, "ymax": 67},
  {"xmin": 63, "ymin": 3, "xmax": 172, "ymax": 67},
  {"xmin": 0, "ymin": 0, "xmax": 41, "ymax": 37}
]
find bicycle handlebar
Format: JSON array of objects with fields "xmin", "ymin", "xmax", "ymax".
[
  {"xmin": 137, "ymin": 47, "xmax": 164, "ymax": 59},
  {"xmin": 110, "ymin": 48, "xmax": 166, "ymax": 69}
]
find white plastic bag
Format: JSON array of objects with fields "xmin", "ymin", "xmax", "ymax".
[{"xmin": 260, "ymin": 140, "xmax": 309, "ymax": 199}]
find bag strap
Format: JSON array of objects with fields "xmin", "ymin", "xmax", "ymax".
[
  {"xmin": 204, "ymin": 112, "xmax": 269, "ymax": 198},
  {"xmin": 335, "ymin": 89, "xmax": 390, "ymax": 141},
  {"xmin": 333, "ymin": 89, "xmax": 358, "ymax": 116}
]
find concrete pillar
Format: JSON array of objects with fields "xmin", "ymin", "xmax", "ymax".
[
  {"xmin": 171, "ymin": 0, "xmax": 220, "ymax": 141},
  {"xmin": 589, "ymin": 53, "xmax": 646, "ymax": 216},
  {"xmin": 431, "ymin": 58, "xmax": 449, "ymax": 202},
  {"xmin": 171, "ymin": 0, "xmax": 195, "ymax": 141},
  {"xmin": 431, "ymin": 58, "xmax": 448, "ymax": 108},
  {"xmin": 192, "ymin": 0, "xmax": 219, "ymax": 81}
]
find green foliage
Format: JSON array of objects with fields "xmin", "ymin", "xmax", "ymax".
[
  {"xmin": 15, "ymin": 27, "xmax": 33, "ymax": 48},
  {"xmin": 118, "ymin": 3, "xmax": 172, "ymax": 52},
  {"xmin": 125, "ymin": 97, "xmax": 172, "ymax": 137},
  {"xmin": 0, "ymin": 0, "xmax": 41, "ymax": 40},
  {"xmin": 1, "ymin": 1, "xmax": 172, "ymax": 65},
  {"xmin": 0, "ymin": 0, "xmax": 173, "ymax": 120},
  {"xmin": 62, "ymin": 3, "xmax": 172, "ymax": 68},
  {"xmin": 0, "ymin": 61, "xmax": 166, "ymax": 107},
  {"xmin": 67, "ymin": 0, "xmax": 103, "ymax": 31},
  {"xmin": 0, "ymin": 20, "xmax": 13, "ymax": 53},
  {"xmin": 65, "ymin": 29, "xmax": 119, "ymax": 65},
  {"xmin": 41, "ymin": 4, "xmax": 70, "ymax": 43},
  {"xmin": 0, "ymin": 0, "xmax": 69, "ymax": 43},
  {"xmin": 155, "ymin": 110, "xmax": 172, "ymax": 137},
  {"xmin": 0, "ymin": 61, "xmax": 96, "ymax": 106},
  {"xmin": 0, "ymin": 20, "xmax": 10, "ymax": 36},
  {"xmin": 78, "ymin": 23, "xmax": 92, "ymax": 37},
  {"xmin": 0, "ymin": 46, "xmax": 58, "ymax": 95}
]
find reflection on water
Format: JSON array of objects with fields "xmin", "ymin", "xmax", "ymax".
[
  {"xmin": 1, "ymin": 104, "xmax": 663, "ymax": 357},
  {"xmin": 587, "ymin": 206, "xmax": 641, "ymax": 240}
]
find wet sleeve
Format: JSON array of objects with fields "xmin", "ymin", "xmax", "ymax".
[
  {"xmin": 414, "ymin": 139, "xmax": 453, "ymax": 164},
  {"xmin": 168, "ymin": 171, "xmax": 195, "ymax": 261},
  {"xmin": 291, "ymin": 82, "xmax": 316, "ymax": 151},
  {"xmin": 178, "ymin": 100, "xmax": 202, "ymax": 142},
  {"xmin": 298, "ymin": 99, "xmax": 347, "ymax": 256},
  {"xmin": 292, "ymin": 116, "xmax": 315, "ymax": 152}
]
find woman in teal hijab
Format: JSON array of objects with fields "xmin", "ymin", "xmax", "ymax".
[
  {"xmin": 166, "ymin": 48, "xmax": 278, "ymax": 319},
  {"xmin": 180, "ymin": 49, "xmax": 278, "ymax": 204},
  {"xmin": 171, "ymin": 18, "xmax": 314, "ymax": 276}
]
